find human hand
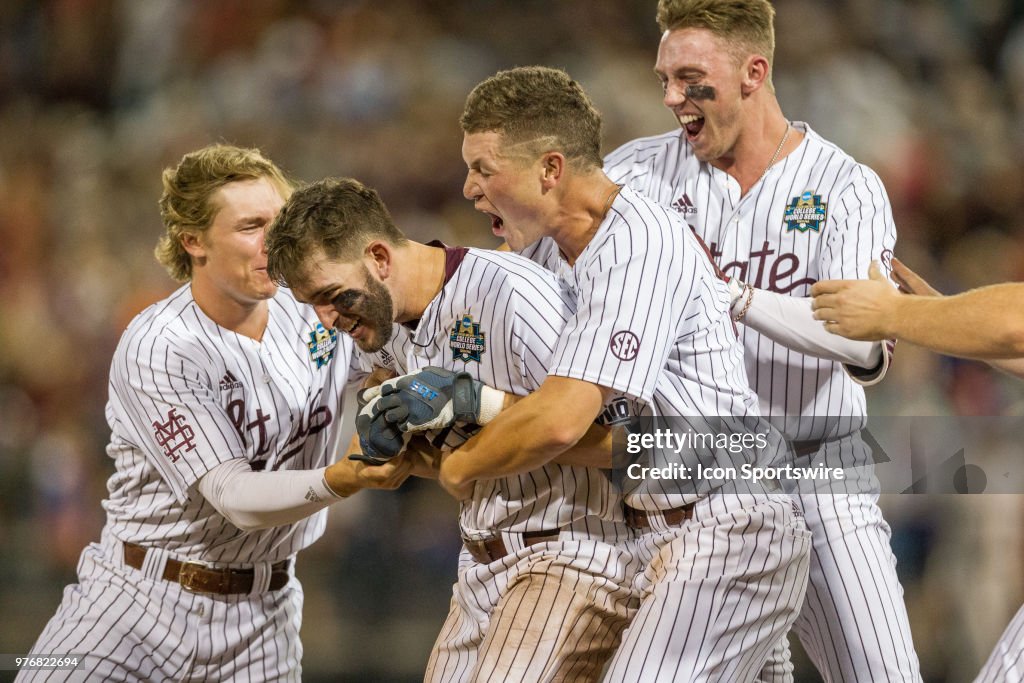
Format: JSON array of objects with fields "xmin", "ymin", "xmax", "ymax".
[
  {"xmin": 353, "ymin": 388, "xmax": 409, "ymax": 464},
  {"xmin": 810, "ymin": 261, "xmax": 898, "ymax": 340},
  {"xmin": 326, "ymin": 451, "xmax": 413, "ymax": 497},
  {"xmin": 373, "ymin": 367, "xmax": 505, "ymax": 433},
  {"xmin": 891, "ymin": 257, "xmax": 941, "ymax": 297}
]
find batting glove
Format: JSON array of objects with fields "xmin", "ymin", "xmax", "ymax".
[
  {"xmin": 374, "ymin": 367, "xmax": 505, "ymax": 433},
  {"xmin": 352, "ymin": 388, "xmax": 410, "ymax": 464}
]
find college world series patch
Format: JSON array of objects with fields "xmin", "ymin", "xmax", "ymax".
[
  {"xmin": 307, "ymin": 322, "xmax": 338, "ymax": 368},
  {"xmin": 450, "ymin": 313, "xmax": 485, "ymax": 362},
  {"xmin": 783, "ymin": 190, "xmax": 828, "ymax": 233}
]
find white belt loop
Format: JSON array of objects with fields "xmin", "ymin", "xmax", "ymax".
[
  {"xmin": 139, "ymin": 545, "xmax": 170, "ymax": 582},
  {"xmin": 249, "ymin": 561, "xmax": 273, "ymax": 596}
]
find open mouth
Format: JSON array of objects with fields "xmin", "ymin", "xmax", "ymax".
[
  {"xmin": 487, "ymin": 212, "xmax": 504, "ymax": 235},
  {"xmin": 678, "ymin": 113, "xmax": 705, "ymax": 140},
  {"xmin": 345, "ymin": 317, "xmax": 362, "ymax": 337}
]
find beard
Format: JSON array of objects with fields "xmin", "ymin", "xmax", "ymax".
[{"xmin": 353, "ymin": 269, "xmax": 395, "ymax": 353}]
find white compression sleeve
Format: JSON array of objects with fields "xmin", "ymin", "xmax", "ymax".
[
  {"xmin": 741, "ymin": 288, "xmax": 883, "ymax": 369},
  {"xmin": 196, "ymin": 458, "xmax": 343, "ymax": 532}
]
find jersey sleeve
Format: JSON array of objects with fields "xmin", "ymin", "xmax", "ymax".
[
  {"xmin": 820, "ymin": 164, "xmax": 897, "ymax": 281},
  {"xmin": 820, "ymin": 164, "xmax": 898, "ymax": 384},
  {"xmin": 547, "ymin": 213, "xmax": 694, "ymax": 404},
  {"xmin": 111, "ymin": 334, "xmax": 247, "ymax": 503},
  {"xmin": 504, "ymin": 273, "xmax": 575, "ymax": 393}
]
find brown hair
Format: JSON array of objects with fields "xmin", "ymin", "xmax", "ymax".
[
  {"xmin": 657, "ymin": 0, "xmax": 776, "ymax": 85},
  {"xmin": 265, "ymin": 177, "xmax": 408, "ymax": 288},
  {"xmin": 460, "ymin": 66, "xmax": 603, "ymax": 170},
  {"xmin": 156, "ymin": 144, "xmax": 291, "ymax": 282}
]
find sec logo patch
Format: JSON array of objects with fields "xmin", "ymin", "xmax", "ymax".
[{"xmin": 610, "ymin": 330, "xmax": 639, "ymax": 361}]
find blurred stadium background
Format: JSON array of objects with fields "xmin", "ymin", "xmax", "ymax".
[{"xmin": 1, "ymin": 1, "xmax": 1024, "ymax": 681}]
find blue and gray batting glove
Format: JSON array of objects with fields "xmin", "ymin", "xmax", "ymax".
[
  {"xmin": 374, "ymin": 366, "xmax": 506, "ymax": 433},
  {"xmin": 352, "ymin": 387, "xmax": 409, "ymax": 464}
]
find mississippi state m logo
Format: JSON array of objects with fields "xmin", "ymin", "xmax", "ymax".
[
  {"xmin": 152, "ymin": 408, "xmax": 196, "ymax": 463},
  {"xmin": 610, "ymin": 330, "xmax": 640, "ymax": 361}
]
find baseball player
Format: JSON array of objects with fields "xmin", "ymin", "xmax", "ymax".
[
  {"xmin": 413, "ymin": 65, "xmax": 812, "ymax": 682},
  {"xmin": 603, "ymin": 1, "xmax": 919, "ymax": 681},
  {"xmin": 19, "ymin": 145, "xmax": 411, "ymax": 682},
  {"xmin": 264, "ymin": 177, "xmax": 638, "ymax": 682}
]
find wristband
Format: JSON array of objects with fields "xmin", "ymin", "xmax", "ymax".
[{"xmin": 476, "ymin": 386, "xmax": 506, "ymax": 425}]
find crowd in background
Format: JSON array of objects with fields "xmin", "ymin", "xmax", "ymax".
[{"xmin": 1, "ymin": 1, "xmax": 1024, "ymax": 680}]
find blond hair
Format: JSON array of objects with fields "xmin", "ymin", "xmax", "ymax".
[
  {"xmin": 460, "ymin": 66, "xmax": 603, "ymax": 170},
  {"xmin": 155, "ymin": 144, "xmax": 291, "ymax": 282},
  {"xmin": 657, "ymin": 0, "xmax": 776, "ymax": 86}
]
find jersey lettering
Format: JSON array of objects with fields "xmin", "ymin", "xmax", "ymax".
[
  {"xmin": 152, "ymin": 409, "xmax": 196, "ymax": 463},
  {"xmin": 708, "ymin": 239, "xmax": 816, "ymax": 294},
  {"xmin": 610, "ymin": 331, "xmax": 640, "ymax": 361},
  {"xmin": 226, "ymin": 398, "xmax": 272, "ymax": 456}
]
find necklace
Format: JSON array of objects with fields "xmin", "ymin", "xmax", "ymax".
[
  {"xmin": 758, "ymin": 123, "xmax": 791, "ymax": 184},
  {"xmin": 603, "ymin": 183, "xmax": 622, "ymax": 215}
]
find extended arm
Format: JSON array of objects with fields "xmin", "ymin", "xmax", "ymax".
[
  {"xmin": 197, "ymin": 434, "xmax": 412, "ymax": 531},
  {"xmin": 732, "ymin": 281, "xmax": 882, "ymax": 369},
  {"xmin": 812, "ymin": 259, "xmax": 1024, "ymax": 374},
  {"xmin": 438, "ymin": 376, "xmax": 608, "ymax": 497}
]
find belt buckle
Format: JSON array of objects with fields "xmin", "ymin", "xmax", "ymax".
[
  {"xmin": 463, "ymin": 532, "xmax": 507, "ymax": 564},
  {"xmin": 179, "ymin": 560, "xmax": 218, "ymax": 594},
  {"xmin": 463, "ymin": 538, "xmax": 490, "ymax": 563}
]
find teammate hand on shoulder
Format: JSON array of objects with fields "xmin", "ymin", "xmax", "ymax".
[
  {"xmin": 326, "ymin": 450, "xmax": 413, "ymax": 497},
  {"xmin": 373, "ymin": 367, "xmax": 506, "ymax": 433}
]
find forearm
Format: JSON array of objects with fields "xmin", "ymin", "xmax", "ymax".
[
  {"xmin": 890, "ymin": 285, "xmax": 1024, "ymax": 359},
  {"xmin": 743, "ymin": 289, "xmax": 882, "ymax": 367},
  {"xmin": 987, "ymin": 358, "xmax": 1024, "ymax": 380},
  {"xmin": 551, "ymin": 422, "xmax": 613, "ymax": 468},
  {"xmin": 442, "ymin": 377, "xmax": 604, "ymax": 487},
  {"xmin": 197, "ymin": 458, "xmax": 342, "ymax": 532}
]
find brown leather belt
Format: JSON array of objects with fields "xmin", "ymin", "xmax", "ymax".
[
  {"xmin": 463, "ymin": 529, "xmax": 562, "ymax": 564},
  {"xmin": 123, "ymin": 542, "xmax": 290, "ymax": 595},
  {"xmin": 790, "ymin": 440, "xmax": 824, "ymax": 458},
  {"xmin": 623, "ymin": 502, "xmax": 696, "ymax": 530}
]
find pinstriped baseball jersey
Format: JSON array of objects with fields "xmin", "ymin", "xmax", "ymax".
[
  {"xmin": 521, "ymin": 186, "xmax": 757, "ymax": 416},
  {"xmin": 978, "ymin": 604, "xmax": 1024, "ymax": 682},
  {"xmin": 605, "ymin": 122, "xmax": 897, "ymax": 440},
  {"xmin": 607, "ymin": 125, "xmax": 922, "ymax": 682},
  {"xmin": 359, "ymin": 247, "xmax": 623, "ymax": 533},
  {"xmin": 520, "ymin": 185, "xmax": 763, "ymax": 508},
  {"xmin": 103, "ymin": 284, "xmax": 355, "ymax": 562},
  {"xmin": 19, "ymin": 282, "xmax": 357, "ymax": 683}
]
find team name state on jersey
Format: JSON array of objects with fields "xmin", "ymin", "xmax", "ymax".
[{"xmin": 604, "ymin": 122, "xmax": 897, "ymax": 437}]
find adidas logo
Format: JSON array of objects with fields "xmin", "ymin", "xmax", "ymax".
[
  {"xmin": 219, "ymin": 372, "xmax": 243, "ymax": 391},
  {"xmin": 671, "ymin": 193, "xmax": 698, "ymax": 216}
]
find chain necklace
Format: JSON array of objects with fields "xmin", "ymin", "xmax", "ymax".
[
  {"xmin": 603, "ymin": 183, "xmax": 622, "ymax": 214},
  {"xmin": 758, "ymin": 123, "xmax": 791, "ymax": 185}
]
